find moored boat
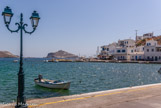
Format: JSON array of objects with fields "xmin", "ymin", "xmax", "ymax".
[
  {"xmin": 43, "ymin": 60, "xmax": 48, "ymax": 63},
  {"xmin": 34, "ymin": 78, "xmax": 71, "ymax": 90},
  {"xmin": 13, "ymin": 60, "xmax": 18, "ymax": 63}
]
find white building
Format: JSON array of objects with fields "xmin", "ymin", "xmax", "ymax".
[
  {"xmin": 143, "ymin": 33, "xmax": 154, "ymax": 39},
  {"xmin": 114, "ymin": 46, "xmax": 144, "ymax": 61},
  {"xmin": 113, "ymin": 39, "xmax": 135, "ymax": 60},
  {"xmin": 118, "ymin": 39, "xmax": 135, "ymax": 47},
  {"xmin": 130, "ymin": 46, "xmax": 144, "ymax": 60},
  {"xmin": 99, "ymin": 42, "xmax": 118, "ymax": 59},
  {"xmin": 144, "ymin": 39, "xmax": 161, "ymax": 61},
  {"xmin": 99, "ymin": 33, "xmax": 161, "ymax": 61},
  {"xmin": 136, "ymin": 32, "xmax": 154, "ymax": 41},
  {"xmin": 99, "ymin": 39, "xmax": 136, "ymax": 60},
  {"xmin": 114, "ymin": 47, "xmax": 134, "ymax": 60}
]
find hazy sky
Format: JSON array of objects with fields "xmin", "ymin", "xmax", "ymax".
[{"xmin": 1, "ymin": 0, "xmax": 161, "ymax": 57}]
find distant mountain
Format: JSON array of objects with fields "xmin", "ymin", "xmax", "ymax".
[
  {"xmin": 47, "ymin": 50, "xmax": 78, "ymax": 58},
  {"xmin": 0, "ymin": 51, "xmax": 18, "ymax": 58}
]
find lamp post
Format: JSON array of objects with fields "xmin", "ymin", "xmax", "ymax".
[{"xmin": 2, "ymin": 6, "xmax": 40, "ymax": 108}]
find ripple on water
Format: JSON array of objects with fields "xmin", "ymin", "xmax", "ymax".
[{"xmin": 1, "ymin": 58, "xmax": 161, "ymax": 102}]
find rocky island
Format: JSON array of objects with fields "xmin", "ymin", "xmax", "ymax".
[
  {"xmin": 0, "ymin": 51, "xmax": 18, "ymax": 58},
  {"xmin": 47, "ymin": 50, "xmax": 78, "ymax": 58}
]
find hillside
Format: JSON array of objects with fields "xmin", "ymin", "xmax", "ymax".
[
  {"xmin": 136, "ymin": 36, "xmax": 161, "ymax": 46},
  {"xmin": 0, "ymin": 51, "xmax": 18, "ymax": 58},
  {"xmin": 47, "ymin": 50, "xmax": 78, "ymax": 58}
]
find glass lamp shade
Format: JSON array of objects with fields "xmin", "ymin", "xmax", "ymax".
[
  {"xmin": 2, "ymin": 6, "xmax": 13, "ymax": 24},
  {"xmin": 30, "ymin": 11, "xmax": 40, "ymax": 28}
]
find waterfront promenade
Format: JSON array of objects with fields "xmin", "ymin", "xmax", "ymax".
[{"xmin": 1, "ymin": 83, "xmax": 161, "ymax": 108}]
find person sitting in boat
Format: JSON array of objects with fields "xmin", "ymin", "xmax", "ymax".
[{"xmin": 38, "ymin": 74, "xmax": 43, "ymax": 82}]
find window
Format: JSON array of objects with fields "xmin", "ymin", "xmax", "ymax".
[
  {"xmin": 147, "ymin": 43, "xmax": 151, "ymax": 46},
  {"xmin": 122, "ymin": 50, "xmax": 126, "ymax": 52},
  {"xmin": 139, "ymin": 56, "xmax": 141, "ymax": 59},
  {"xmin": 147, "ymin": 49, "xmax": 149, "ymax": 52},
  {"xmin": 147, "ymin": 56, "xmax": 150, "ymax": 60},
  {"xmin": 131, "ymin": 50, "xmax": 133, "ymax": 53},
  {"xmin": 117, "ymin": 50, "xmax": 120, "ymax": 53},
  {"xmin": 143, "ymin": 47, "xmax": 144, "ymax": 50},
  {"xmin": 152, "ymin": 49, "xmax": 154, "ymax": 52}
]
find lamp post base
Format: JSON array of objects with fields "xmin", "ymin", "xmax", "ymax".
[
  {"xmin": 15, "ymin": 96, "xmax": 28, "ymax": 108},
  {"xmin": 15, "ymin": 105, "xmax": 28, "ymax": 108}
]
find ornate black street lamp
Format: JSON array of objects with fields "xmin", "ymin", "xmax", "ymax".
[{"xmin": 2, "ymin": 6, "xmax": 40, "ymax": 108}]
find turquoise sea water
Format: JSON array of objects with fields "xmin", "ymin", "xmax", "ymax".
[{"xmin": 0, "ymin": 58, "xmax": 161, "ymax": 103}]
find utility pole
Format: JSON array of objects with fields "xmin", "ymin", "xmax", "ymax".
[
  {"xmin": 135, "ymin": 30, "xmax": 138, "ymax": 41},
  {"xmin": 96, "ymin": 46, "xmax": 99, "ymax": 57}
]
